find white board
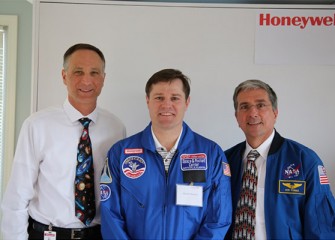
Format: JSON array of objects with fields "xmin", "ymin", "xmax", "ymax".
[{"xmin": 33, "ymin": 0, "xmax": 335, "ymax": 192}]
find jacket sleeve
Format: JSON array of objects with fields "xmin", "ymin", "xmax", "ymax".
[
  {"xmin": 194, "ymin": 145, "xmax": 232, "ymax": 239},
  {"xmin": 100, "ymin": 145, "xmax": 130, "ymax": 240},
  {"xmin": 304, "ymin": 154, "xmax": 335, "ymax": 239}
]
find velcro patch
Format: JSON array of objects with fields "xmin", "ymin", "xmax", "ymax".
[
  {"xmin": 100, "ymin": 184, "xmax": 111, "ymax": 201},
  {"xmin": 223, "ymin": 162, "xmax": 231, "ymax": 177},
  {"xmin": 180, "ymin": 153, "xmax": 207, "ymax": 171},
  {"xmin": 279, "ymin": 180, "xmax": 305, "ymax": 195},
  {"xmin": 122, "ymin": 156, "xmax": 146, "ymax": 179},
  {"xmin": 125, "ymin": 148, "xmax": 143, "ymax": 154}
]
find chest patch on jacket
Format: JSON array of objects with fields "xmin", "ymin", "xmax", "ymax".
[
  {"xmin": 282, "ymin": 163, "xmax": 301, "ymax": 179},
  {"xmin": 279, "ymin": 180, "xmax": 306, "ymax": 195},
  {"xmin": 122, "ymin": 156, "xmax": 146, "ymax": 179},
  {"xmin": 180, "ymin": 153, "xmax": 207, "ymax": 171}
]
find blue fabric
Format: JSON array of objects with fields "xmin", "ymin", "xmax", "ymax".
[
  {"xmin": 100, "ymin": 122, "xmax": 232, "ymax": 239},
  {"xmin": 225, "ymin": 131, "xmax": 335, "ymax": 239}
]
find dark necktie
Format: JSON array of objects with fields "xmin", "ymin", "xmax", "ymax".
[
  {"xmin": 75, "ymin": 118, "xmax": 96, "ymax": 226},
  {"xmin": 233, "ymin": 150, "xmax": 260, "ymax": 240}
]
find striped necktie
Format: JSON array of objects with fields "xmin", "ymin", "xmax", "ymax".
[
  {"xmin": 233, "ymin": 150, "xmax": 260, "ymax": 240},
  {"xmin": 75, "ymin": 118, "xmax": 96, "ymax": 226}
]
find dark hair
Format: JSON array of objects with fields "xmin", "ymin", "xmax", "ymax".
[
  {"xmin": 63, "ymin": 43, "xmax": 105, "ymax": 71},
  {"xmin": 233, "ymin": 79, "xmax": 278, "ymax": 111},
  {"xmin": 145, "ymin": 69, "xmax": 191, "ymax": 99}
]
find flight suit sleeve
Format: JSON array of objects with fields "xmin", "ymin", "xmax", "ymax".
[
  {"xmin": 304, "ymin": 154, "xmax": 335, "ymax": 239},
  {"xmin": 100, "ymin": 144, "xmax": 130, "ymax": 240}
]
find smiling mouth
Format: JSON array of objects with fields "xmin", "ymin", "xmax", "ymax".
[
  {"xmin": 79, "ymin": 89, "xmax": 93, "ymax": 93},
  {"xmin": 160, "ymin": 112, "xmax": 174, "ymax": 116},
  {"xmin": 248, "ymin": 122, "xmax": 261, "ymax": 125}
]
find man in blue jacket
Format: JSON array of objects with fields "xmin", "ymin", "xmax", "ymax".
[
  {"xmin": 100, "ymin": 68, "xmax": 232, "ymax": 239},
  {"xmin": 225, "ymin": 79, "xmax": 335, "ymax": 239}
]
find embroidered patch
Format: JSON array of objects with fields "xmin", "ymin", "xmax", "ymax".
[
  {"xmin": 124, "ymin": 148, "xmax": 143, "ymax": 154},
  {"xmin": 180, "ymin": 153, "xmax": 207, "ymax": 171},
  {"xmin": 122, "ymin": 156, "xmax": 146, "ymax": 179},
  {"xmin": 282, "ymin": 163, "xmax": 301, "ymax": 179},
  {"xmin": 223, "ymin": 162, "xmax": 231, "ymax": 177},
  {"xmin": 318, "ymin": 165, "xmax": 329, "ymax": 185},
  {"xmin": 279, "ymin": 180, "xmax": 306, "ymax": 195},
  {"xmin": 100, "ymin": 184, "xmax": 111, "ymax": 201},
  {"xmin": 100, "ymin": 157, "xmax": 112, "ymax": 184},
  {"xmin": 222, "ymin": 162, "xmax": 231, "ymax": 177}
]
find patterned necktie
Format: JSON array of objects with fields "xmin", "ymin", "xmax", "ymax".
[
  {"xmin": 75, "ymin": 118, "xmax": 95, "ymax": 226},
  {"xmin": 233, "ymin": 150, "xmax": 260, "ymax": 240}
]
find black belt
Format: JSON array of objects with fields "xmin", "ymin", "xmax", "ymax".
[{"xmin": 30, "ymin": 218, "xmax": 101, "ymax": 239}]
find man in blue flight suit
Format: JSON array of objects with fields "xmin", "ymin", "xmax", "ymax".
[
  {"xmin": 100, "ymin": 68, "xmax": 232, "ymax": 239},
  {"xmin": 225, "ymin": 79, "xmax": 335, "ymax": 239}
]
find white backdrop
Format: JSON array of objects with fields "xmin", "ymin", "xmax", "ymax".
[{"xmin": 32, "ymin": 0, "xmax": 335, "ymax": 192}]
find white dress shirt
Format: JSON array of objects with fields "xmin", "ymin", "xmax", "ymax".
[
  {"xmin": 243, "ymin": 130, "xmax": 275, "ymax": 240},
  {"xmin": 1, "ymin": 99, "xmax": 126, "ymax": 240}
]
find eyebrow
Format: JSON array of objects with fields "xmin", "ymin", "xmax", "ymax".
[
  {"xmin": 239, "ymin": 99, "xmax": 267, "ymax": 105},
  {"xmin": 152, "ymin": 92, "xmax": 183, "ymax": 96},
  {"xmin": 72, "ymin": 66, "xmax": 102, "ymax": 72}
]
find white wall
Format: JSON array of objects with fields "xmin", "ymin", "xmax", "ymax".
[{"xmin": 33, "ymin": 0, "xmax": 335, "ymax": 192}]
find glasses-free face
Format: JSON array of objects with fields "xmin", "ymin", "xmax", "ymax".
[
  {"xmin": 235, "ymin": 88, "xmax": 278, "ymax": 148},
  {"xmin": 62, "ymin": 49, "xmax": 105, "ymax": 113},
  {"xmin": 146, "ymin": 79, "xmax": 190, "ymax": 133}
]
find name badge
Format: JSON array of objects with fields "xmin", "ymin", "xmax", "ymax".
[
  {"xmin": 279, "ymin": 180, "xmax": 306, "ymax": 195},
  {"xmin": 180, "ymin": 153, "xmax": 207, "ymax": 171},
  {"xmin": 176, "ymin": 184, "xmax": 203, "ymax": 207},
  {"xmin": 44, "ymin": 231, "xmax": 56, "ymax": 240}
]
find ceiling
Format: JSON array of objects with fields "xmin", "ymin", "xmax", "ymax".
[
  {"xmin": 26, "ymin": 0, "xmax": 335, "ymax": 5},
  {"xmin": 122, "ymin": 0, "xmax": 335, "ymax": 4}
]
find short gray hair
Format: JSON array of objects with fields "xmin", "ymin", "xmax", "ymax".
[{"xmin": 233, "ymin": 79, "xmax": 278, "ymax": 111}]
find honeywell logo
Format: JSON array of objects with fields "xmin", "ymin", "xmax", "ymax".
[{"xmin": 259, "ymin": 13, "xmax": 335, "ymax": 29}]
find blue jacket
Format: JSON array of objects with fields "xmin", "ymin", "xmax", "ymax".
[
  {"xmin": 224, "ymin": 131, "xmax": 335, "ymax": 239},
  {"xmin": 100, "ymin": 122, "xmax": 232, "ymax": 239}
]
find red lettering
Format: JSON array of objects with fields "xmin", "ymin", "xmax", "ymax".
[
  {"xmin": 323, "ymin": 16, "xmax": 333, "ymax": 26},
  {"xmin": 281, "ymin": 16, "xmax": 291, "ymax": 26},
  {"xmin": 259, "ymin": 13, "xmax": 335, "ymax": 29},
  {"xmin": 271, "ymin": 16, "xmax": 281, "ymax": 26},
  {"xmin": 309, "ymin": 16, "xmax": 324, "ymax": 26},
  {"xmin": 291, "ymin": 16, "xmax": 301, "ymax": 26},
  {"xmin": 300, "ymin": 17, "xmax": 309, "ymax": 29},
  {"xmin": 259, "ymin": 13, "xmax": 271, "ymax": 26}
]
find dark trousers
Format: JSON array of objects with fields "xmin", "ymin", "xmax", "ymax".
[{"xmin": 28, "ymin": 217, "xmax": 102, "ymax": 240}]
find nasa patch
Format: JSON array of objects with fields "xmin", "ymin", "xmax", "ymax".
[
  {"xmin": 122, "ymin": 156, "xmax": 146, "ymax": 179},
  {"xmin": 282, "ymin": 163, "xmax": 301, "ymax": 179},
  {"xmin": 100, "ymin": 184, "xmax": 111, "ymax": 201}
]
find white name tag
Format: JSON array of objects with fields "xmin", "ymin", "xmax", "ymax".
[
  {"xmin": 44, "ymin": 231, "xmax": 56, "ymax": 240},
  {"xmin": 176, "ymin": 184, "xmax": 203, "ymax": 207}
]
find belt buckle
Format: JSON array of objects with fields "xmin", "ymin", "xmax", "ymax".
[{"xmin": 71, "ymin": 229, "xmax": 83, "ymax": 239}]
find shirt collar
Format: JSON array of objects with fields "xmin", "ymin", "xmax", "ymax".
[
  {"xmin": 63, "ymin": 98, "xmax": 98, "ymax": 124},
  {"xmin": 151, "ymin": 127, "xmax": 183, "ymax": 152},
  {"xmin": 244, "ymin": 129, "xmax": 275, "ymax": 160}
]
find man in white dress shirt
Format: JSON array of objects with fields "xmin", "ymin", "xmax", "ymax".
[{"xmin": 1, "ymin": 43, "xmax": 126, "ymax": 240}]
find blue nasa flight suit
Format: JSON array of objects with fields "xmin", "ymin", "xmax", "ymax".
[
  {"xmin": 224, "ymin": 131, "xmax": 335, "ymax": 239},
  {"xmin": 100, "ymin": 122, "xmax": 232, "ymax": 239}
]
